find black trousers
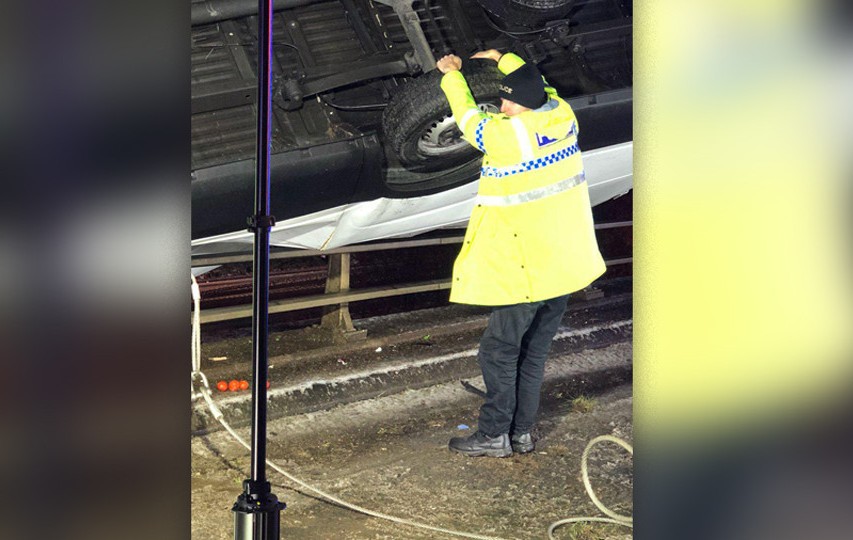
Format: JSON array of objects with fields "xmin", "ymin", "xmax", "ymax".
[{"xmin": 476, "ymin": 294, "xmax": 570, "ymax": 438}]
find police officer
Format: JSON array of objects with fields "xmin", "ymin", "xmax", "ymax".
[{"xmin": 437, "ymin": 50, "xmax": 606, "ymax": 457}]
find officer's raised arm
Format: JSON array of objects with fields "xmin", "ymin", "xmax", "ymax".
[{"xmin": 436, "ymin": 53, "xmax": 519, "ymax": 159}]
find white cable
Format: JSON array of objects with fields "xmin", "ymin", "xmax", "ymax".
[
  {"xmin": 191, "ymin": 274, "xmax": 211, "ymax": 400},
  {"xmin": 547, "ymin": 435, "xmax": 633, "ymax": 539},
  {"xmin": 191, "ymin": 274, "xmax": 632, "ymax": 540},
  {"xmin": 191, "ymin": 274, "xmax": 202, "ymax": 374},
  {"xmin": 205, "ymin": 386, "xmax": 509, "ymax": 540},
  {"xmin": 190, "ymin": 273, "xmax": 509, "ymax": 540}
]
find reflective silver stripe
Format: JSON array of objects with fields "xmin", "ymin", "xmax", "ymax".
[
  {"xmin": 510, "ymin": 117, "xmax": 535, "ymax": 161},
  {"xmin": 458, "ymin": 109, "xmax": 480, "ymax": 131},
  {"xmin": 475, "ymin": 173, "xmax": 585, "ymax": 207}
]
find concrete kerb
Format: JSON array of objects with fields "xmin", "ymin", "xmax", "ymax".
[{"xmin": 191, "ymin": 313, "xmax": 632, "ymax": 435}]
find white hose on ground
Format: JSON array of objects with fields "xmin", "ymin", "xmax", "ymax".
[
  {"xmin": 191, "ymin": 274, "xmax": 632, "ymax": 540},
  {"xmin": 190, "ymin": 275, "xmax": 509, "ymax": 540},
  {"xmin": 547, "ymin": 435, "xmax": 633, "ymax": 539},
  {"xmin": 190, "ymin": 274, "xmax": 209, "ymax": 400}
]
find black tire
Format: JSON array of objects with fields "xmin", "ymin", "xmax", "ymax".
[
  {"xmin": 382, "ymin": 59, "xmax": 502, "ymax": 172},
  {"xmin": 382, "ymin": 152, "xmax": 484, "ymax": 194},
  {"xmin": 475, "ymin": 0, "xmax": 574, "ymax": 29}
]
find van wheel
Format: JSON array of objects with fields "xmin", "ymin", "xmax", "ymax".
[
  {"xmin": 382, "ymin": 59, "xmax": 502, "ymax": 171},
  {"xmin": 475, "ymin": 0, "xmax": 574, "ymax": 29}
]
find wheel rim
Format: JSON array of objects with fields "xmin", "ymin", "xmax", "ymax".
[{"xmin": 416, "ymin": 103, "xmax": 498, "ymax": 158}]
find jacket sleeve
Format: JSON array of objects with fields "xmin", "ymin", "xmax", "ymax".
[
  {"xmin": 496, "ymin": 52, "xmax": 525, "ymax": 75},
  {"xmin": 439, "ymin": 70, "xmax": 521, "ymax": 161}
]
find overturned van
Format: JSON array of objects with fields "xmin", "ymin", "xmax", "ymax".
[{"xmin": 191, "ymin": 0, "xmax": 632, "ymax": 253}]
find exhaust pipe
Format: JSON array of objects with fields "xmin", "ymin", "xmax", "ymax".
[{"xmin": 192, "ymin": 0, "xmax": 322, "ymax": 26}]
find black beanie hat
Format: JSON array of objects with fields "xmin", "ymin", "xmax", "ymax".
[{"xmin": 498, "ymin": 63, "xmax": 547, "ymax": 110}]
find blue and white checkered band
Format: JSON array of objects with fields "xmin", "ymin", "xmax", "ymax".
[
  {"xmin": 480, "ymin": 142, "xmax": 580, "ymax": 178},
  {"xmin": 474, "ymin": 118, "xmax": 488, "ymax": 152}
]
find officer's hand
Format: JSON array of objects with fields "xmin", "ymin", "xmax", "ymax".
[
  {"xmin": 436, "ymin": 54, "xmax": 462, "ymax": 74},
  {"xmin": 470, "ymin": 49, "xmax": 502, "ymax": 63}
]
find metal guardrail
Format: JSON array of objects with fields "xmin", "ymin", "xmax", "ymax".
[
  {"xmin": 195, "ymin": 222, "xmax": 632, "ymax": 325},
  {"xmin": 200, "ymin": 279, "xmax": 451, "ymax": 324}
]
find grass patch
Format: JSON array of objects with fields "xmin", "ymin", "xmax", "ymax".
[
  {"xmin": 566, "ymin": 522, "xmax": 625, "ymax": 540},
  {"xmin": 571, "ymin": 395, "xmax": 597, "ymax": 413}
]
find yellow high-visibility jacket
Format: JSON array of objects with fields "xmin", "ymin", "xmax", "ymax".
[{"xmin": 440, "ymin": 53, "xmax": 605, "ymax": 306}]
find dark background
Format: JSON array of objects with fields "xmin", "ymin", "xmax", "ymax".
[{"xmin": 1, "ymin": 1, "xmax": 851, "ymax": 539}]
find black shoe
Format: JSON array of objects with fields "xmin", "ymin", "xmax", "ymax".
[
  {"xmin": 448, "ymin": 431, "xmax": 512, "ymax": 458},
  {"xmin": 511, "ymin": 433, "xmax": 535, "ymax": 454}
]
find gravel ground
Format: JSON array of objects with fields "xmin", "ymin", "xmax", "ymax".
[{"xmin": 192, "ymin": 346, "xmax": 633, "ymax": 540}]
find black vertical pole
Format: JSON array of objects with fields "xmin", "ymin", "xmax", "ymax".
[
  {"xmin": 250, "ymin": 0, "xmax": 273, "ymax": 487},
  {"xmin": 232, "ymin": 0, "xmax": 285, "ymax": 537}
]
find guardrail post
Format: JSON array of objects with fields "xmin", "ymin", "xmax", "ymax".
[
  {"xmin": 320, "ymin": 253, "xmax": 367, "ymax": 341},
  {"xmin": 577, "ymin": 285, "xmax": 605, "ymax": 300}
]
